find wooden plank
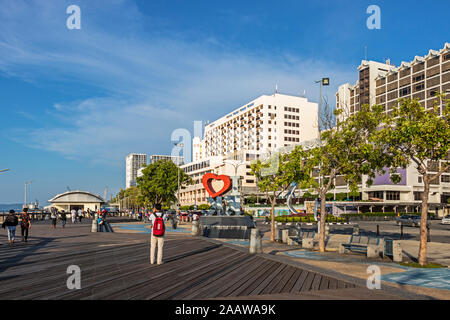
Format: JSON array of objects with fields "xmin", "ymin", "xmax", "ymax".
[
  {"xmin": 267, "ymin": 266, "xmax": 297, "ymax": 294},
  {"xmin": 290, "ymin": 269, "xmax": 308, "ymax": 293},
  {"xmin": 228, "ymin": 260, "xmax": 278, "ymax": 297},
  {"xmin": 300, "ymin": 272, "xmax": 315, "ymax": 292},
  {"xmin": 60, "ymin": 246, "xmax": 230, "ymax": 300},
  {"xmin": 240, "ymin": 261, "xmax": 281, "ymax": 297},
  {"xmin": 212, "ymin": 258, "xmax": 272, "ymax": 298},
  {"xmin": 186, "ymin": 256, "xmax": 259, "ymax": 299},
  {"xmin": 207, "ymin": 256, "xmax": 270, "ymax": 298},
  {"xmin": 328, "ymin": 279, "xmax": 338, "ymax": 290},
  {"xmin": 141, "ymin": 249, "xmax": 245, "ymax": 300},
  {"xmin": 87, "ymin": 247, "xmax": 238, "ymax": 300},
  {"xmin": 0, "ymin": 223, "xmax": 365, "ymax": 300},
  {"xmin": 282, "ymin": 269, "xmax": 303, "ymax": 293},
  {"xmin": 319, "ymin": 277, "xmax": 330, "ymax": 290},
  {"xmin": 176, "ymin": 252, "xmax": 252, "ymax": 300},
  {"xmin": 8, "ymin": 241, "xmax": 224, "ymax": 300},
  {"xmin": 247, "ymin": 263, "xmax": 287, "ymax": 297},
  {"xmin": 337, "ymin": 280, "xmax": 347, "ymax": 289},
  {"xmin": 310, "ymin": 273, "xmax": 322, "ymax": 291},
  {"xmin": 164, "ymin": 254, "xmax": 251, "ymax": 300}
]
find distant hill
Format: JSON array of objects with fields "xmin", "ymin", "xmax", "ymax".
[{"xmin": 0, "ymin": 204, "xmax": 23, "ymax": 212}]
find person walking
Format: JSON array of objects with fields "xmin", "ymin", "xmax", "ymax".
[
  {"xmin": 50, "ymin": 210, "xmax": 57, "ymax": 229},
  {"xmin": 98, "ymin": 209, "xmax": 107, "ymax": 232},
  {"xmin": 172, "ymin": 210, "xmax": 179, "ymax": 229},
  {"xmin": 60, "ymin": 210, "xmax": 67, "ymax": 228},
  {"xmin": 2, "ymin": 210, "xmax": 19, "ymax": 244},
  {"xmin": 79, "ymin": 210, "xmax": 84, "ymax": 223},
  {"xmin": 20, "ymin": 208, "xmax": 31, "ymax": 242},
  {"xmin": 71, "ymin": 209, "xmax": 77, "ymax": 224},
  {"xmin": 149, "ymin": 204, "xmax": 167, "ymax": 265}
]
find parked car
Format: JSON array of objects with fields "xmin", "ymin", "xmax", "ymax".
[
  {"xmin": 441, "ymin": 215, "xmax": 450, "ymax": 225},
  {"xmin": 396, "ymin": 215, "xmax": 421, "ymax": 227}
]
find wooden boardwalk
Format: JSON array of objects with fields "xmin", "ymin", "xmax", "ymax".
[{"xmin": 0, "ymin": 221, "xmax": 402, "ymax": 300}]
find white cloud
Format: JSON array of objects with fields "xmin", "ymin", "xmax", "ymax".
[{"xmin": 1, "ymin": 0, "xmax": 355, "ymax": 166}]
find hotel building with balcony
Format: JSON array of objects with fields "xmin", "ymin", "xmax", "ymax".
[
  {"xmin": 334, "ymin": 43, "xmax": 450, "ymax": 216},
  {"xmin": 179, "ymin": 93, "xmax": 319, "ymax": 206}
]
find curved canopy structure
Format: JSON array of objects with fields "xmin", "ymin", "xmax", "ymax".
[{"xmin": 49, "ymin": 191, "xmax": 105, "ymax": 204}]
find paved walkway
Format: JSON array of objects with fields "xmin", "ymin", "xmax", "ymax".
[
  {"xmin": 112, "ymin": 222, "xmax": 447, "ymax": 299},
  {"xmin": 251, "ymin": 229, "xmax": 450, "ymax": 299},
  {"xmin": 0, "ymin": 222, "xmax": 411, "ymax": 300}
]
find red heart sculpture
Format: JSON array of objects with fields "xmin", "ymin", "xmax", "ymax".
[{"xmin": 202, "ymin": 173, "xmax": 232, "ymax": 198}]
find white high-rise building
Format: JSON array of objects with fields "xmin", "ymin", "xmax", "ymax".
[
  {"xmin": 125, "ymin": 153, "xmax": 147, "ymax": 188},
  {"xmin": 192, "ymin": 136, "xmax": 205, "ymax": 162},
  {"xmin": 334, "ymin": 44, "xmax": 450, "ymax": 216},
  {"xmin": 150, "ymin": 155, "xmax": 184, "ymax": 166},
  {"xmin": 179, "ymin": 93, "xmax": 320, "ymax": 206},
  {"xmin": 203, "ymin": 93, "xmax": 319, "ymax": 158}
]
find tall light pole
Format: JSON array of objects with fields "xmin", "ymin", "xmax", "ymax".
[
  {"xmin": 24, "ymin": 180, "xmax": 33, "ymax": 208},
  {"xmin": 224, "ymin": 160, "xmax": 246, "ymax": 177},
  {"xmin": 315, "ymin": 78, "xmax": 330, "ymax": 132},
  {"xmin": 224, "ymin": 160, "xmax": 246, "ymax": 197},
  {"xmin": 314, "ymin": 78, "xmax": 329, "ymax": 220},
  {"xmin": 174, "ymin": 142, "xmax": 184, "ymax": 208}
]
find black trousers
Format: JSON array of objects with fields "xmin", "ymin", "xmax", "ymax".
[{"xmin": 21, "ymin": 227, "xmax": 29, "ymax": 240}]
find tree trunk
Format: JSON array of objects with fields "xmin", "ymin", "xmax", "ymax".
[
  {"xmin": 418, "ymin": 179, "xmax": 430, "ymax": 266},
  {"xmin": 270, "ymin": 197, "xmax": 276, "ymax": 242},
  {"xmin": 318, "ymin": 191, "xmax": 327, "ymax": 253}
]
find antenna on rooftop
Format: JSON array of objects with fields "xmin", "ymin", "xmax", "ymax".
[{"xmin": 364, "ymin": 46, "xmax": 367, "ymax": 61}]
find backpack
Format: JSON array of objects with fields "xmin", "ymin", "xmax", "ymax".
[{"xmin": 152, "ymin": 214, "xmax": 165, "ymax": 237}]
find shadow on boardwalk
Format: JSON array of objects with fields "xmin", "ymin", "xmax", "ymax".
[{"xmin": 0, "ymin": 223, "xmax": 426, "ymax": 300}]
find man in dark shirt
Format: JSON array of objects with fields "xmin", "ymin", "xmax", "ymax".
[{"xmin": 20, "ymin": 208, "xmax": 31, "ymax": 242}]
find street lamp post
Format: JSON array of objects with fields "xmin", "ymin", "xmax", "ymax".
[
  {"xmin": 315, "ymin": 78, "xmax": 330, "ymax": 132},
  {"xmin": 224, "ymin": 160, "xmax": 246, "ymax": 195},
  {"xmin": 224, "ymin": 160, "xmax": 246, "ymax": 177},
  {"xmin": 174, "ymin": 142, "xmax": 184, "ymax": 208},
  {"xmin": 24, "ymin": 180, "xmax": 33, "ymax": 208}
]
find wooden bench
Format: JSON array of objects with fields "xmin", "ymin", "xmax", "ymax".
[{"xmin": 339, "ymin": 235, "xmax": 381, "ymax": 258}]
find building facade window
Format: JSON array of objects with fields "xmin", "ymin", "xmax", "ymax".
[{"xmin": 386, "ymin": 191, "xmax": 400, "ymax": 201}]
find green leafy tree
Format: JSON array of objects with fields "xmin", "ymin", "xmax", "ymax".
[
  {"xmin": 377, "ymin": 96, "xmax": 450, "ymax": 265},
  {"xmin": 137, "ymin": 159, "xmax": 192, "ymax": 207},
  {"xmin": 251, "ymin": 148, "xmax": 310, "ymax": 242},
  {"xmin": 299, "ymin": 104, "xmax": 387, "ymax": 252},
  {"xmin": 113, "ymin": 186, "xmax": 145, "ymax": 209}
]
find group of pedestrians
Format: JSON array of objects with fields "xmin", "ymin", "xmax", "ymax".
[
  {"xmin": 3, "ymin": 203, "xmax": 170, "ymax": 265},
  {"xmin": 70, "ymin": 208, "xmax": 86, "ymax": 224},
  {"xmin": 2, "ymin": 208, "xmax": 32, "ymax": 244},
  {"xmin": 50, "ymin": 208, "xmax": 71, "ymax": 228}
]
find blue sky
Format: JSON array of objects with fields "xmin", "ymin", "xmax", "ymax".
[{"xmin": 0, "ymin": 0, "xmax": 448, "ymax": 204}]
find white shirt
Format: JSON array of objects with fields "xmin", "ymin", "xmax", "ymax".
[
  {"xmin": 149, "ymin": 212, "xmax": 168, "ymax": 226},
  {"xmin": 71, "ymin": 210, "xmax": 76, "ymax": 216}
]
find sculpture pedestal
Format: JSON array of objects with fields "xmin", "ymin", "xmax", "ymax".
[{"xmin": 199, "ymin": 216, "xmax": 256, "ymax": 239}]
